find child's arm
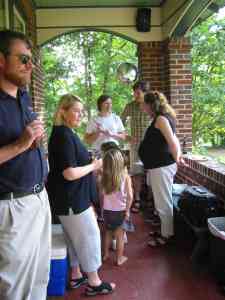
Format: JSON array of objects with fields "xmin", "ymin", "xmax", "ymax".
[{"xmin": 125, "ymin": 173, "xmax": 133, "ymax": 220}]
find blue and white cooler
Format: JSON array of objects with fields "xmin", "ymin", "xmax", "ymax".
[{"xmin": 47, "ymin": 224, "xmax": 68, "ymax": 296}]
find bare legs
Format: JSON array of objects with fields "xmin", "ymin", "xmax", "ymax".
[
  {"xmin": 115, "ymin": 227, "xmax": 128, "ymax": 265},
  {"xmin": 103, "ymin": 227, "xmax": 127, "ymax": 266},
  {"xmin": 70, "ymin": 265, "xmax": 83, "ymax": 280},
  {"xmin": 131, "ymin": 174, "xmax": 143, "ymax": 212},
  {"xmin": 86, "ymin": 271, "xmax": 102, "ymax": 286},
  {"xmin": 103, "ymin": 230, "xmax": 113, "ymax": 261}
]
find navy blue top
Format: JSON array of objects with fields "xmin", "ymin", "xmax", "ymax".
[
  {"xmin": 0, "ymin": 89, "xmax": 48, "ymax": 193},
  {"xmin": 47, "ymin": 125, "xmax": 97, "ymax": 215},
  {"xmin": 139, "ymin": 114, "xmax": 176, "ymax": 169}
]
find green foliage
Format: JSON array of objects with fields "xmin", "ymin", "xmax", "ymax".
[
  {"xmin": 190, "ymin": 15, "xmax": 225, "ymax": 147},
  {"xmin": 42, "ymin": 31, "xmax": 137, "ymax": 137}
]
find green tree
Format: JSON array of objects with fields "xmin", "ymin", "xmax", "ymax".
[
  {"xmin": 42, "ymin": 31, "xmax": 137, "ymax": 137},
  {"xmin": 190, "ymin": 15, "xmax": 225, "ymax": 147}
]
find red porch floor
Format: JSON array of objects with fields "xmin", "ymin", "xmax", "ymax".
[{"xmin": 48, "ymin": 214, "xmax": 224, "ymax": 300}]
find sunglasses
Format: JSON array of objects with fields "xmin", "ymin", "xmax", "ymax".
[{"xmin": 9, "ymin": 54, "xmax": 33, "ymax": 65}]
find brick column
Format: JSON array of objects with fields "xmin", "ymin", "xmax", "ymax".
[
  {"xmin": 20, "ymin": 1, "xmax": 47, "ymax": 148},
  {"xmin": 164, "ymin": 38, "xmax": 192, "ymax": 152},
  {"xmin": 138, "ymin": 38, "xmax": 192, "ymax": 152},
  {"xmin": 31, "ymin": 48, "xmax": 47, "ymax": 147},
  {"xmin": 138, "ymin": 41, "xmax": 164, "ymax": 91},
  {"xmin": 20, "ymin": 0, "xmax": 36, "ymax": 45}
]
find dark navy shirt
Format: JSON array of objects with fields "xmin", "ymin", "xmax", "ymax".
[
  {"xmin": 139, "ymin": 114, "xmax": 176, "ymax": 169},
  {"xmin": 46, "ymin": 125, "xmax": 97, "ymax": 215},
  {"xmin": 0, "ymin": 89, "xmax": 48, "ymax": 193}
]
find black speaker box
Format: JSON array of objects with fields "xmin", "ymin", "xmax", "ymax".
[{"xmin": 136, "ymin": 8, "xmax": 151, "ymax": 32}]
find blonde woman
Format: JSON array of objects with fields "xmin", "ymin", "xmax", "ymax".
[
  {"xmin": 139, "ymin": 91, "xmax": 183, "ymax": 247},
  {"xmin": 46, "ymin": 94, "xmax": 115, "ymax": 296},
  {"xmin": 101, "ymin": 148, "xmax": 133, "ymax": 265}
]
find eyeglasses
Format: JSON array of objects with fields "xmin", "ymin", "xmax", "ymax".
[{"xmin": 9, "ymin": 54, "xmax": 32, "ymax": 65}]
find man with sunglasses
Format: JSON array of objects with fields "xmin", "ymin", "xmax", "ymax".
[{"xmin": 0, "ymin": 30, "xmax": 51, "ymax": 300}]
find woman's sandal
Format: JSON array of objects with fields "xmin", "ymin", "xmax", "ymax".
[
  {"xmin": 131, "ymin": 201, "xmax": 140, "ymax": 213},
  {"xmin": 85, "ymin": 282, "xmax": 115, "ymax": 296},
  {"xmin": 148, "ymin": 217, "xmax": 161, "ymax": 227},
  {"xmin": 148, "ymin": 232, "xmax": 168, "ymax": 247},
  {"xmin": 148, "ymin": 230, "xmax": 160, "ymax": 237},
  {"xmin": 69, "ymin": 275, "xmax": 88, "ymax": 289}
]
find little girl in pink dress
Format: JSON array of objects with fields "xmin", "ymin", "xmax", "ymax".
[{"xmin": 101, "ymin": 148, "xmax": 133, "ymax": 265}]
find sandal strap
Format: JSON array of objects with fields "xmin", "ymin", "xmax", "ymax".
[
  {"xmin": 148, "ymin": 238, "xmax": 159, "ymax": 247},
  {"xmin": 148, "ymin": 231, "xmax": 160, "ymax": 237},
  {"xmin": 133, "ymin": 200, "xmax": 140, "ymax": 208},
  {"xmin": 156, "ymin": 236, "xmax": 167, "ymax": 245},
  {"xmin": 69, "ymin": 276, "xmax": 88, "ymax": 289},
  {"xmin": 148, "ymin": 234, "xmax": 168, "ymax": 247},
  {"xmin": 131, "ymin": 207, "xmax": 139, "ymax": 213},
  {"xmin": 85, "ymin": 282, "xmax": 113, "ymax": 296}
]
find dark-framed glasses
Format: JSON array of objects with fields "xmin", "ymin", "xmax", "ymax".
[{"xmin": 10, "ymin": 54, "xmax": 32, "ymax": 65}]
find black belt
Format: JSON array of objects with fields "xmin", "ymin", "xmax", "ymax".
[{"xmin": 0, "ymin": 183, "xmax": 44, "ymax": 201}]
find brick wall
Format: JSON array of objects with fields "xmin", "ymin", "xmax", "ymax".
[
  {"xmin": 138, "ymin": 41, "xmax": 164, "ymax": 91},
  {"xmin": 138, "ymin": 38, "xmax": 192, "ymax": 153},
  {"xmin": 20, "ymin": 0, "xmax": 36, "ymax": 46},
  {"xmin": 165, "ymin": 38, "xmax": 192, "ymax": 152},
  {"xmin": 137, "ymin": 37, "xmax": 225, "ymax": 202},
  {"xmin": 176, "ymin": 157, "xmax": 225, "ymax": 203},
  {"xmin": 31, "ymin": 55, "xmax": 47, "ymax": 148},
  {"xmin": 19, "ymin": 1, "xmax": 47, "ymax": 148}
]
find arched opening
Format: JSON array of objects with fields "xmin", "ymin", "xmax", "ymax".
[{"xmin": 41, "ymin": 29, "xmax": 138, "ymax": 137}]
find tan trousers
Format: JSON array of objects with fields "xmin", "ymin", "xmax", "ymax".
[{"xmin": 0, "ymin": 189, "xmax": 51, "ymax": 300}]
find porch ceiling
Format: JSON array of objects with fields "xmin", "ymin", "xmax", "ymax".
[
  {"xmin": 33, "ymin": 0, "xmax": 165, "ymax": 9},
  {"xmin": 35, "ymin": 0, "xmax": 225, "ymax": 45}
]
